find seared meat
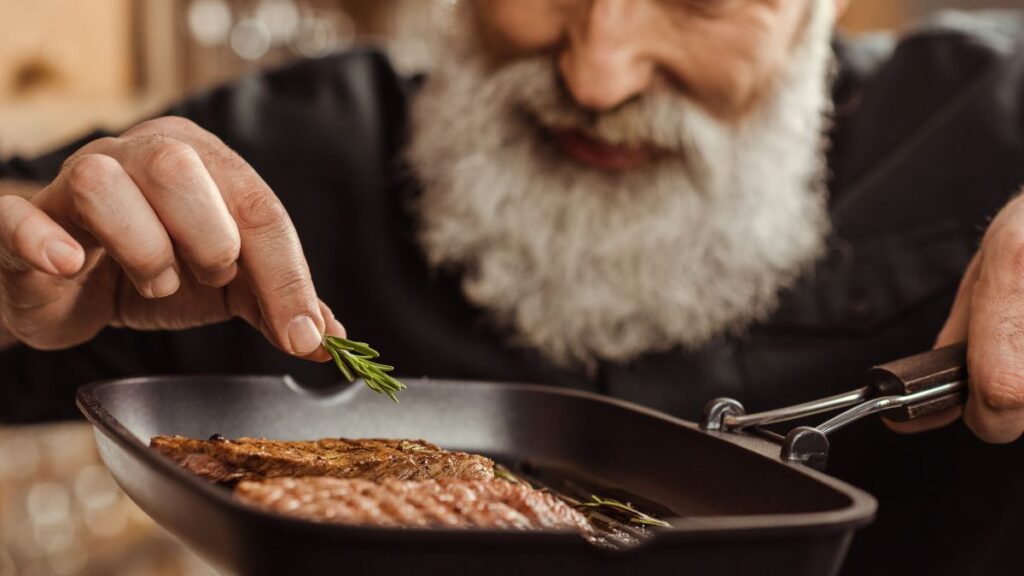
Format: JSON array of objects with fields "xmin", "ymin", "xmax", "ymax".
[
  {"xmin": 153, "ymin": 435, "xmax": 594, "ymax": 533},
  {"xmin": 150, "ymin": 436, "xmax": 494, "ymax": 484},
  {"xmin": 235, "ymin": 477, "xmax": 592, "ymax": 532}
]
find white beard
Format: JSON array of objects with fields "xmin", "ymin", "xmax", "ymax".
[{"xmin": 407, "ymin": 2, "xmax": 835, "ymax": 369}]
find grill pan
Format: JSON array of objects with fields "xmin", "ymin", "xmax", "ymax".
[{"xmin": 77, "ymin": 374, "xmax": 880, "ymax": 576}]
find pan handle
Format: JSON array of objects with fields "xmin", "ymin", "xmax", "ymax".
[{"xmin": 862, "ymin": 342, "xmax": 967, "ymax": 421}]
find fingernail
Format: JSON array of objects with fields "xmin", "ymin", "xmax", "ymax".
[
  {"xmin": 150, "ymin": 267, "xmax": 180, "ymax": 298},
  {"xmin": 44, "ymin": 241, "xmax": 81, "ymax": 275},
  {"xmin": 287, "ymin": 315, "xmax": 322, "ymax": 355}
]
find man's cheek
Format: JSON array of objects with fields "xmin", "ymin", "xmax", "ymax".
[
  {"xmin": 673, "ymin": 53, "xmax": 767, "ymax": 119},
  {"xmin": 695, "ymin": 3, "xmax": 816, "ymax": 116},
  {"xmin": 663, "ymin": 24, "xmax": 782, "ymax": 118}
]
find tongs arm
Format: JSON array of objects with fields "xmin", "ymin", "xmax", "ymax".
[
  {"xmin": 701, "ymin": 343, "xmax": 968, "ymax": 470},
  {"xmin": 815, "ymin": 379, "xmax": 964, "ymax": 435},
  {"xmin": 719, "ymin": 386, "xmax": 872, "ymax": 431}
]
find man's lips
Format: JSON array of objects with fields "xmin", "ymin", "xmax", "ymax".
[{"xmin": 553, "ymin": 129, "xmax": 656, "ymax": 171}]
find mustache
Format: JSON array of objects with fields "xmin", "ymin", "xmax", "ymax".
[{"xmin": 508, "ymin": 59, "xmax": 716, "ymax": 155}]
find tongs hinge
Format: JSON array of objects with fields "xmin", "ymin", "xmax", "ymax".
[{"xmin": 700, "ymin": 344, "xmax": 968, "ymax": 471}]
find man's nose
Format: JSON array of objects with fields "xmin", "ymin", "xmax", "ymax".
[{"xmin": 558, "ymin": 0, "xmax": 655, "ymax": 112}]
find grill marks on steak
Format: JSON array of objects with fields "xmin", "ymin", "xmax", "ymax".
[
  {"xmin": 150, "ymin": 436, "xmax": 495, "ymax": 484},
  {"xmin": 152, "ymin": 436, "xmax": 594, "ymax": 533},
  {"xmin": 235, "ymin": 477, "xmax": 593, "ymax": 532}
]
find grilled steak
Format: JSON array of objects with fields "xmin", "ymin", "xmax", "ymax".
[
  {"xmin": 235, "ymin": 476, "xmax": 593, "ymax": 532},
  {"xmin": 150, "ymin": 436, "xmax": 494, "ymax": 484}
]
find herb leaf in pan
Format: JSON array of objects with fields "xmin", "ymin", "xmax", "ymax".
[
  {"xmin": 322, "ymin": 336, "xmax": 407, "ymax": 402},
  {"xmin": 577, "ymin": 495, "xmax": 672, "ymax": 528}
]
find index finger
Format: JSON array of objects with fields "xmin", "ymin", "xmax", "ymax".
[{"xmin": 127, "ymin": 118, "xmax": 326, "ymax": 356}]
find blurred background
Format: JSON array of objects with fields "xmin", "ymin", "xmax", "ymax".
[{"xmin": 0, "ymin": 0, "xmax": 1018, "ymax": 574}]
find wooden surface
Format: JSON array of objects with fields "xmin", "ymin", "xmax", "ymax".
[{"xmin": 0, "ymin": 0, "xmax": 163, "ymax": 157}]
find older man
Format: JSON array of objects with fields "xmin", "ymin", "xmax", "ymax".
[{"xmin": 1, "ymin": 0, "xmax": 1023, "ymax": 573}]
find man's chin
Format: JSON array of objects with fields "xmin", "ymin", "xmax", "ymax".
[{"xmin": 552, "ymin": 129, "xmax": 659, "ymax": 172}]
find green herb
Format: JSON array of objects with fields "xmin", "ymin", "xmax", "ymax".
[
  {"xmin": 322, "ymin": 335, "xmax": 406, "ymax": 402},
  {"xmin": 493, "ymin": 464, "xmax": 523, "ymax": 484},
  {"xmin": 577, "ymin": 495, "xmax": 671, "ymax": 528}
]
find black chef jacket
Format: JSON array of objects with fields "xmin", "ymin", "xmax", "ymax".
[{"xmin": 2, "ymin": 10, "xmax": 1024, "ymax": 576}]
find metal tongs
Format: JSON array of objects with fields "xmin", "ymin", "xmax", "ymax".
[{"xmin": 701, "ymin": 343, "xmax": 967, "ymax": 470}]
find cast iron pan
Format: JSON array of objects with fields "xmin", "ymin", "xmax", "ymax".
[{"xmin": 77, "ymin": 374, "xmax": 878, "ymax": 576}]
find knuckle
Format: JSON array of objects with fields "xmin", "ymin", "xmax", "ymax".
[
  {"xmin": 124, "ymin": 239, "xmax": 175, "ymax": 274},
  {"xmin": 132, "ymin": 115, "xmax": 202, "ymax": 138},
  {"xmin": 92, "ymin": 135, "xmax": 121, "ymax": 149},
  {"xmin": 0, "ymin": 194, "xmax": 23, "ymax": 217},
  {"xmin": 60, "ymin": 138, "xmax": 118, "ymax": 172},
  {"xmin": 232, "ymin": 183, "xmax": 289, "ymax": 231},
  {"xmin": 975, "ymin": 371, "xmax": 1024, "ymax": 412},
  {"xmin": 157, "ymin": 115, "xmax": 202, "ymax": 135},
  {"xmin": 270, "ymin": 265, "xmax": 311, "ymax": 296},
  {"xmin": 64, "ymin": 154, "xmax": 121, "ymax": 200},
  {"xmin": 197, "ymin": 235, "xmax": 242, "ymax": 271},
  {"xmin": 204, "ymin": 143, "xmax": 247, "ymax": 172},
  {"xmin": 998, "ymin": 231, "xmax": 1024, "ymax": 277},
  {"xmin": 144, "ymin": 140, "xmax": 201, "ymax": 185}
]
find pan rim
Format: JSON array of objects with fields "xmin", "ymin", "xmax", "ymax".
[{"xmin": 76, "ymin": 374, "xmax": 876, "ymax": 548}]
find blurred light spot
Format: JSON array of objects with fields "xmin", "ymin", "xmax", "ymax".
[
  {"xmin": 230, "ymin": 19, "xmax": 272, "ymax": 60},
  {"xmin": 335, "ymin": 11, "xmax": 356, "ymax": 48},
  {"xmin": 32, "ymin": 523, "xmax": 75, "ymax": 564},
  {"xmin": 0, "ymin": 436, "xmax": 40, "ymax": 480},
  {"xmin": 256, "ymin": 0, "xmax": 300, "ymax": 44},
  {"xmin": 74, "ymin": 465, "xmax": 119, "ymax": 509},
  {"xmin": 290, "ymin": 12, "xmax": 353, "ymax": 58},
  {"xmin": 46, "ymin": 537, "xmax": 87, "ymax": 576},
  {"xmin": 189, "ymin": 0, "xmax": 233, "ymax": 46},
  {"xmin": 84, "ymin": 501, "xmax": 129, "ymax": 537},
  {"xmin": 38, "ymin": 523, "xmax": 73, "ymax": 554},
  {"xmin": 38, "ymin": 424, "xmax": 96, "ymax": 470},
  {"xmin": 26, "ymin": 483, "xmax": 70, "ymax": 526}
]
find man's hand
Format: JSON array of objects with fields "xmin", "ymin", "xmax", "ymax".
[
  {"xmin": 0, "ymin": 116, "xmax": 344, "ymax": 359},
  {"xmin": 888, "ymin": 189, "xmax": 1024, "ymax": 442}
]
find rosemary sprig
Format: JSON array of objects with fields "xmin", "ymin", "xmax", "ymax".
[
  {"xmin": 577, "ymin": 495, "xmax": 672, "ymax": 528},
  {"xmin": 322, "ymin": 335, "xmax": 406, "ymax": 402},
  {"xmin": 493, "ymin": 464, "xmax": 523, "ymax": 484}
]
